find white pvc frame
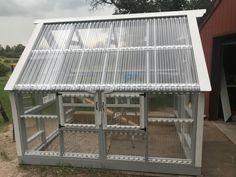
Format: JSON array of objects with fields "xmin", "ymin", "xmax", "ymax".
[{"xmin": 9, "ymin": 91, "xmax": 205, "ymax": 175}]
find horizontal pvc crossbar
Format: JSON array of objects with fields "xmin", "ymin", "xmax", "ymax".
[
  {"xmin": 64, "ymin": 153, "xmax": 99, "ymax": 159},
  {"xmin": 107, "ymin": 155, "xmax": 145, "ymax": 162},
  {"xmin": 106, "ymin": 104, "xmax": 140, "ymax": 108},
  {"xmin": 25, "ymin": 151, "xmax": 59, "ymax": 156},
  {"xmin": 24, "ymin": 152, "xmax": 191, "ymax": 165},
  {"xmin": 20, "ymin": 115, "xmax": 58, "ymax": 119},
  {"xmin": 106, "ymin": 125, "xmax": 141, "ymax": 130},
  {"xmin": 61, "ymin": 93, "xmax": 93, "ymax": 97},
  {"xmin": 15, "ymin": 84, "xmax": 200, "ymax": 92},
  {"xmin": 106, "ymin": 92, "xmax": 142, "ymax": 98},
  {"xmin": 62, "ymin": 103, "xmax": 94, "ymax": 107},
  {"xmin": 148, "ymin": 118, "xmax": 193, "ymax": 123},
  {"xmin": 64, "ymin": 124, "xmax": 96, "ymax": 129},
  {"xmin": 106, "ymin": 130, "xmax": 145, "ymax": 136},
  {"xmin": 24, "ymin": 99, "xmax": 55, "ymax": 114},
  {"xmin": 148, "ymin": 157, "xmax": 192, "ymax": 165},
  {"xmin": 62, "ymin": 126, "xmax": 98, "ymax": 133},
  {"xmin": 31, "ymin": 45, "xmax": 193, "ymax": 53}
]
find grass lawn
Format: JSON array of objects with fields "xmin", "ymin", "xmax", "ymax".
[
  {"xmin": 0, "ymin": 76, "xmax": 11, "ymax": 126},
  {"xmin": 0, "ymin": 57, "xmax": 18, "ymax": 126}
]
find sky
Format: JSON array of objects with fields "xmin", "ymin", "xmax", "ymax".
[{"xmin": 0, "ymin": 0, "xmax": 114, "ymax": 47}]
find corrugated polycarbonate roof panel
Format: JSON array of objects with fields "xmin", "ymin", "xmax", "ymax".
[{"xmin": 16, "ymin": 16, "xmax": 200, "ymax": 92}]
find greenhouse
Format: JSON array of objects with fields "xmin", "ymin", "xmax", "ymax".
[{"xmin": 5, "ymin": 10, "xmax": 211, "ymax": 175}]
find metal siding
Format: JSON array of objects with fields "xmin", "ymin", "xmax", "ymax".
[{"xmin": 200, "ymin": 0, "xmax": 236, "ymax": 116}]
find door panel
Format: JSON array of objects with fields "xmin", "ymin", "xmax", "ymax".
[
  {"xmin": 57, "ymin": 92, "xmax": 147, "ymax": 160},
  {"xmin": 58, "ymin": 92, "xmax": 100, "ymax": 128},
  {"xmin": 102, "ymin": 92, "xmax": 145, "ymax": 129}
]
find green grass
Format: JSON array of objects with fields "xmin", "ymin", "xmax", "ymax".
[
  {"xmin": 0, "ymin": 57, "xmax": 18, "ymax": 126},
  {"xmin": 0, "ymin": 57, "xmax": 18, "ymax": 67},
  {"xmin": 0, "ymin": 76, "xmax": 11, "ymax": 125}
]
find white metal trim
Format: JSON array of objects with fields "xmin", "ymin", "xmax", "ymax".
[
  {"xmin": 195, "ymin": 93, "xmax": 204, "ymax": 167},
  {"xmin": 9, "ymin": 93, "xmax": 23, "ymax": 156},
  {"xmin": 34, "ymin": 10, "xmax": 206, "ymax": 24},
  {"xmin": 187, "ymin": 14, "xmax": 211, "ymax": 92},
  {"xmin": 4, "ymin": 23, "xmax": 44, "ymax": 91}
]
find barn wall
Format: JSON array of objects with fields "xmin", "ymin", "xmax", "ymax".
[{"xmin": 200, "ymin": 0, "xmax": 236, "ymax": 117}]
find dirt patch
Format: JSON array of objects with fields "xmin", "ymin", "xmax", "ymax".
[{"xmin": 0, "ymin": 124, "xmax": 23, "ymax": 177}]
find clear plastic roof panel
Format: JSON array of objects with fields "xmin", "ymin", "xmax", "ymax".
[{"xmin": 16, "ymin": 16, "xmax": 200, "ymax": 92}]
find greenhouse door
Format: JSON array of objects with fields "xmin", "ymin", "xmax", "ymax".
[
  {"xmin": 57, "ymin": 92, "xmax": 100, "ymax": 158},
  {"xmin": 102, "ymin": 92, "xmax": 147, "ymax": 161},
  {"xmin": 57, "ymin": 92, "xmax": 146, "ymax": 160}
]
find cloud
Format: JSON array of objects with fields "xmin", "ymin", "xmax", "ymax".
[
  {"xmin": 0, "ymin": 0, "xmax": 113, "ymax": 46},
  {"xmin": 0, "ymin": 0, "xmax": 88, "ymax": 16}
]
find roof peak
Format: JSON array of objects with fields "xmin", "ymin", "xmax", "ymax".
[{"xmin": 35, "ymin": 9, "xmax": 206, "ymax": 24}]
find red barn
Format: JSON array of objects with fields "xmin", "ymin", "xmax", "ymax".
[{"xmin": 200, "ymin": 0, "xmax": 236, "ymax": 121}]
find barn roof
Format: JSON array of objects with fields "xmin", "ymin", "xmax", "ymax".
[{"xmin": 5, "ymin": 10, "xmax": 211, "ymax": 92}]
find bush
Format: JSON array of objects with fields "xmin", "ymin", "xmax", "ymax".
[
  {"xmin": 13, "ymin": 59, "xmax": 18, "ymax": 63},
  {"xmin": 4, "ymin": 59, "xmax": 11, "ymax": 63},
  {"xmin": 0, "ymin": 63, "xmax": 10, "ymax": 76}
]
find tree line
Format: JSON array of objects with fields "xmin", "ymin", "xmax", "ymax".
[
  {"xmin": 0, "ymin": 44, "xmax": 25, "ymax": 58},
  {"xmin": 90, "ymin": 0, "xmax": 214, "ymax": 14}
]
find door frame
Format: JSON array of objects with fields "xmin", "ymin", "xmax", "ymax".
[
  {"xmin": 209, "ymin": 33, "xmax": 236, "ymax": 120},
  {"xmin": 57, "ymin": 91, "xmax": 147, "ymax": 160}
]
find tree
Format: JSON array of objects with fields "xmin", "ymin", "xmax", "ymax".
[
  {"xmin": 89, "ymin": 0, "xmax": 213, "ymax": 14},
  {"xmin": 188, "ymin": 0, "xmax": 213, "ymax": 12},
  {"xmin": 0, "ymin": 44, "xmax": 25, "ymax": 58},
  {"xmin": 5, "ymin": 45, "xmax": 11, "ymax": 52},
  {"xmin": 0, "ymin": 63, "xmax": 10, "ymax": 76},
  {"xmin": 15, "ymin": 44, "xmax": 25, "ymax": 57},
  {"xmin": 0, "ymin": 44, "xmax": 4, "ymax": 56}
]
